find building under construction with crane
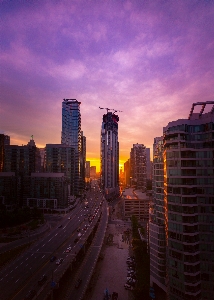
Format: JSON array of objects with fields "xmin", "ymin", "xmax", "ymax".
[{"xmin": 99, "ymin": 107, "xmax": 121, "ymax": 200}]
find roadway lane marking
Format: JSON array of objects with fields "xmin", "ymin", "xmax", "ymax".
[
  {"xmin": 26, "ymin": 264, "xmax": 28, "ymax": 266},
  {"xmin": 42, "ymin": 244, "xmax": 45, "ymax": 247},
  {"xmin": 48, "ymin": 237, "xmax": 53, "ymax": 241},
  {"xmin": 42, "ymin": 255, "xmax": 45, "ymax": 258},
  {"xmin": 26, "ymin": 258, "xmax": 28, "ymax": 260},
  {"xmin": 15, "ymin": 279, "xmax": 19, "ymax": 283}
]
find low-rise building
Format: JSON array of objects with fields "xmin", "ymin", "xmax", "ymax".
[{"xmin": 123, "ymin": 190, "xmax": 151, "ymax": 221}]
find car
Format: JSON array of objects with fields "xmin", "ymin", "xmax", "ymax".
[
  {"xmin": 77, "ymin": 228, "xmax": 81, "ymax": 232},
  {"xmin": 24, "ymin": 289, "xmax": 37, "ymax": 300},
  {"xmin": 68, "ymin": 217, "xmax": 71, "ymax": 220},
  {"xmin": 66, "ymin": 247, "xmax": 71, "ymax": 253},
  {"xmin": 56, "ymin": 258, "xmax": 63, "ymax": 265},
  {"xmin": 74, "ymin": 238, "xmax": 79, "ymax": 243},
  {"xmin": 75, "ymin": 278, "xmax": 82, "ymax": 288},
  {"xmin": 58, "ymin": 224, "xmax": 62, "ymax": 228},
  {"xmin": 124, "ymin": 284, "xmax": 133, "ymax": 290},
  {"xmin": 50, "ymin": 256, "xmax": 56, "ymax": 262},
  {"xmin": 38, "ymin": 274, "xmax": 47, "ymax": 285}
]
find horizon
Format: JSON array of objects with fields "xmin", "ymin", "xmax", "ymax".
[{"xmin": 1, "ymin": 0, "xmax": 214, "ymax": 173}]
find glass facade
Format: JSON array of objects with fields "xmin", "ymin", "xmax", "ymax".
[
  {"xmin": 61, "ymin": 99, "xmax": 81, "ymax": 195},
  {"xmin": 150, "ymin": 102, "xmax": 214, "ymax": 300},
  {"xmin": 163, "ymin": 105, "xmax": 214, "ymax": 300},
  {"xmin": 45, "ymin": 144, "xmax": 75, "ymax": 200},
  {"xmin": 2, "ymin": 141, "xmax": 41, "ymax": 206},
  {"xmin": 150, "ymin": 137, "xmax": 167, "ymax": 293},
  {"xmin": 29, "ymin": 173, "xmax": 68, "ymax": 209},
  {"xmin": 0, "ymin": 134, "xmax": 10, "ymax": 172},
  {"xmin": 130, "ymin": 143, "xmax": 147, "ymax": 190}
]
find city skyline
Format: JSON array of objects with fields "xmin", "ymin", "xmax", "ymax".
[{"xmin": 1, "ymin": 0, "xmax": 214, "ymax": 172}]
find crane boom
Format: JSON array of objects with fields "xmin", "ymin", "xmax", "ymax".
[{"xmin": 99, "ymin": 107, "xmax": 123, "ymax": 113}]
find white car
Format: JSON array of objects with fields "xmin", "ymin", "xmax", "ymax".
[{"xmin": 56, "ymin": 258, "xmax": 63, "ymax": 265}]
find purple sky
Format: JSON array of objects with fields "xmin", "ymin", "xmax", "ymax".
[{"xmin": 1, "ymin": 0, "xmax": 214, "ymax": 170}]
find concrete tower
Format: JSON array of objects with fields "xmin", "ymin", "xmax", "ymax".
[
  {"xmin": 61, "ymin": 99, "xmax": 81, "ymax": 195},
  {"xmin": 100, "ymin": 111, "xmax": 120, "ymax": 200}
]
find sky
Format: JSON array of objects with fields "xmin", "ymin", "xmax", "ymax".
[{"xmin": 1, "ymin": 0, "xmax": 214, "ymax": 171}]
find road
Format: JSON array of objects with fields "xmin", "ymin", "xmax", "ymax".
[{"xmin": 0, "ymin": 183, "xmax": 105, "ymax": 300}]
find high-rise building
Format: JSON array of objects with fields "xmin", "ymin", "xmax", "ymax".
[
  {"xmin": 45, "ymin": 143, "xmax": 75, "ymax": 197},
  {"xmin": 130, "ymin": 143, "xmax": 147, "ymax": 190},
  {"xmin": 0, "ymin": 134, "xmax": 10, "ymax": 172},
  {"xmin": 146, "ymin": 148, "xmax": 151, "ymax": 180},
  {"xmin": 100, "ymin": 112, "xmax": 120, "ymax": 199},
  {"xmin": 124, "ymin": 159, "xmax": 130, "ymax": 187},
  {"xmin": 150, "ymin": 101, "xmax": 214, "ymax": 300},
  {"xmin": 1, "ymin": 138, "xmax": 41, "ymax": 206},
  {"xmin": 150, "ymin": 136, "xmax": 167, "ymax": 294},
  {"xmin": 80, "ymin": 131, "xmax": 86, "ymax": 191},
  {"xmin": 90, "ymin": 166, "xmax": 96, "ymax": 178},
  {"xmin": 28, "ymin": 173, "xmax": 68, "ymax": 210},
  {"xmin": 85, "ymin": 161, "xmax": 90, "ymax": 179},
  {"xmin": 61, "ymin": 99, "xmax": 81, "ymax": 195}
]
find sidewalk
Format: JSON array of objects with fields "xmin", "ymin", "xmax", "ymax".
[
  {"xmin": 83, "ymin": 198, "xmax": 134, "ymax": 300},
  {"xmin": 84, "ymin": 223, "xmax": 131, "ymax": 300}
]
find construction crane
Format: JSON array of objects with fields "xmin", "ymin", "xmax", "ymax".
[{"xmin": 99, "ymin": 107, "xmax": 123, "ymax": 113}]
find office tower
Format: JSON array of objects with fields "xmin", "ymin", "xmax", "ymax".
[
  {"xmin": 146, "ymin": 148, "xmax": 151, "ymax": 180},
  {"xmin": 1, "ymin": 138, "xmax": 41, "ymax": 206},
  {"xmin": 85, "ymin": 161, "xmax": 90, "ymax": 179},
  {"xmin": 61, "ymin": 99, "xmax": 81, "ymax": 195},
  {"xmin": 0, "ymin": 173, "xmax": 16, "ymax": 206},
  {"xmin": 0, "ymin": 134, "xmax": 10, "ymax": 172},
  {"xmin": 150, "ymin": 136, "xmax": 167, "ymax": 294},
  {"xmin": 28, "ymin": 173, "xmax": 68, "ymax": 210},
  {"xmin": 150, "ymin": 101, "xmax": 214, "ymax": 300},
  {"xmin": 39, "ymin": 148, "xmax": 45, "ymax": 172},
  {"xmin": 130, "ymin": 143, "xmax": 147, "ymax": 190},
  {"xmin": 124, "ymin": 159, "xmax": 130, "ymax": 187},
  {"xmin": 100, "ymin": 111, "xmax": 119, "ymax": 199},
  {"xmin": 80, "ymin": 131, "xmax": 86, "ymax": 191},
  {"xmin": 90, "ymin": 166, "xmax": 96, "ymax": 178},
  {"xmin": 45, "ymin": 144, "xmax": 75, "ymax": 201}
]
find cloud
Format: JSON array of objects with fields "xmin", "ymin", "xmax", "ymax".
[{"xmin": 1, "ymin": 0, "xmax": 214, "ymax": 168}]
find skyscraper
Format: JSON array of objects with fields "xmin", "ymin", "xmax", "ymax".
[
  {"xmin": 61, "ymin": 99, "xmax": 81, "ymax": 195},
  {"xmin": 150, "ymin": 136, "xmax": 167, "ymax": 294},
  {"xmin": 150, "ymin": 101, "xmax": 214, "ymax": 300},
  {"xmin": 130, "ymin": 143, "xmax": 147, "ymax": 190},
  {"xmin": 100, "ymin": 111, "xmax": 119, "ymax": 200},
  {"xmin": 0, "ymin": 134, "xmax": 10, "ymax": 172},
  {"xmin": 85, "ymin": 161, "xmax": 90, "ymax": 179},
  {"xmin": 80, "ymin": 131, "xmax": 86, "ymax": 191}
]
